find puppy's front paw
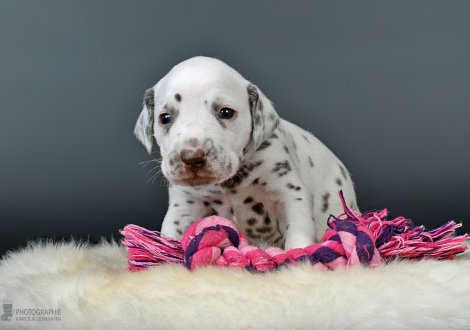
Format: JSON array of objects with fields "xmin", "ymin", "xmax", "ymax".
[
  {"xmin": 284, "ymin": 231, "xmax": 316, "ymax": 250},
  {"xmin": 161, "ymin": 217, "xmax": 186, "ymax": 240}
]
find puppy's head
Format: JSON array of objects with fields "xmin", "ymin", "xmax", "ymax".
[{"xmin": 134, "ymin": 56, "xmax": 279, "ymax": 187}]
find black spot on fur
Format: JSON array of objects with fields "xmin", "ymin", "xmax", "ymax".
[
  {"xmin": 283, "ymin": 146, "xmax": 289, "ymax": 153},
  {"xmin": 272, "ymin": 160, "xmax": 292, "ymax": 177},
  {"xmin": 245, "ymin": 228, "xmax": 262, "ymax": 239},
  {"xmin": 273, "ymin": 118, "xmax": 280, "ymax": 131},
  {"xmin": 230, "ymin": 207, "xmax": 234, "ymax": 214},
  {"xmin": 269, "ymin": 132, "xmax": 278, "ymax": 139},
  {"xmin": 177, "ymin": 229, "xmax": 183, "ymax": 235},
  {"xmin": 221, "ymin": 172, "xmax": 244, "ymax": 189},
  {"xmin": 252, "ymin": 203, "xmax": 264, "ymax": 215},
  {"xmin": 287, "ymin": 184, "xmax": 301, "ymax": 191},
  {"xmin": 296, "ymin": 198, "xmax": 303, "ymax": 201},
  {"xmin": 262, "ymin": 182, "xmax": 267, "ymax": 186},
  {"xmin": 252, "ymin": 178, "xmax": 260, "ymax": 185},
  {"xmin": 264, "ymin": 215, "xmax": 271, "ymax": 225},
  {"xmin": 256, "ymin": 226, "xmax": 272, "ymax": 233},
  {"xmin": 273, "ymin": 235, "xmax": 284, "ymax": 244},
  {"xmin": 213, "ymin": 199, "xmax": 223, "ymax": 205},
  {"xmin": 175, "ymin": 93, "xmax": 182, "ymax": 102},
  {"xmin": 322, "ymin": 192, "xmax": 330, "ymax": 213},
  {"xmin": 187, "ymin": 200, "xmax": 194, "ymax": 204},
  {"xmin": 247, "ymin": 218, "xmax": 257, "ymax": 226},
  {"xmin": 244, "ymin": 197, "xmax": 253, "ymax": 204},
  {"xmin": 246, "ymin": 160, "xmax": 263, "ymax": 171},
  {"xmin": 256, "ymin": 140, "xmax": 271, "ymax": 151},
  {"xmin": 221, "ymin": 161, "xmax": 263, "ymax": 188},
  {"xmin": 264, "ymin": 232, "xmax": 278, "ymax": 241},
  {"xmin": 302, "ymin": 134, "xmax": 310, "ymax": 143},
  {"xmin": 339, "ymin": 165, "xmax": 348, "ymax": 179},
  {"xmin": 203, "ymin": 201, "xmax": 210, "ymax": 206},
  {"xmin": 208, "ymin": 208, "xmax": 218, "ymax": 216},
  {"xmin": 173, "ymin": 203, "xmax": 179, "ymax": 207},
  {"xmin": 269, "ymin": 113, "xmax": 276, "ymax": 121},
  {"xmin": 336, "ymin": 178, "xmax": 342, "ymax": 186},
  {"xmin": 174, "ymin": 221, "xmax": 180, "ymax": 225},
  {"xmin": 308, "ymin": 157, "xmax": 314, "ymax": 168},
  {"xmin": 231, "ymin": 189, "xmax": 237, "ymax": 194}
]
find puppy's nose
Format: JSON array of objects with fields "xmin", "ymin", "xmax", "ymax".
[{"xmin": 180, "ymin": 148, "xmax": 206, "ymax": 168}]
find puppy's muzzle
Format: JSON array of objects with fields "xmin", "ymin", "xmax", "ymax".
[{"xmin": 180, "ymin": 148, "xmax": 206, "ymax": 169}]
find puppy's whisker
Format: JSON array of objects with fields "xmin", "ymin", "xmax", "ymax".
[
  {"xmin": 144, "ymin": 162, "xmax": 163, "ymax": 183},
  {"xmin": 147, "ymin": 173, "xmax": 156, "ymax": 183},
  {"xmin": 147, "ymin": 166, "xmax": 161, "ymax": 175},
  {"xmin": 148, "ymin": 171, "xmax": 160, "ymax": 183},
  {"xmin": 139, "ymin": 159, "xmax": 154, "ymax": 166},
  {"xmin": 139, "ymin": 158, "xmax": 162, "ymax": 169}
]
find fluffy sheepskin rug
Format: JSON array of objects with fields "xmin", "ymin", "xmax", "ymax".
[{"xmin": 1, "ymin": 241, "xmax": 470, "ymax": 330}]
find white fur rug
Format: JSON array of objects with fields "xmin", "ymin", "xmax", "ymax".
[{"xmin": 1, "ymin": 241, "xmax": 470, "ymax": 330}]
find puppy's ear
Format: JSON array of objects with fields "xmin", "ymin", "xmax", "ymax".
[
  {"xmin": 134, "ymin": 88, "xmax": 155, "ymax": 153},
  {"xmin": 247, "ymin": 84, "xmax": 280, "ymax": 151}
]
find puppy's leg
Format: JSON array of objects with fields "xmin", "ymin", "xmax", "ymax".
[
  {"xmin": 281, "ymin": 190, "xmax": 316, "ymax": 249},
  {"xmin": 270, "ymin": 170, "xmax": 316, "ymax": 249},
  {"xmin": 160, "ymin": 188, "xmax": 208, "ymax": 240}
]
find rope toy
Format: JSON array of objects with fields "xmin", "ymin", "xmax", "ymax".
[{"xmin": 121, "ymin": 191, "xmax": 468, "ymax": 272}]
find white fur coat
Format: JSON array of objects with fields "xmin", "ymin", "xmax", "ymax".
[{"xmin": 1, "ymin": 241, "xmax": 469, "ymax": 329}]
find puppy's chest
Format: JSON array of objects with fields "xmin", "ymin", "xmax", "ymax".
[{"xmin": 218, "ymin": 185, "xmax": 282, "ymax": 243}]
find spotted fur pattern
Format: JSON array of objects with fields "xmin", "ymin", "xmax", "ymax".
[{"xmin": 134, "ymin": 56, "xmax": 359, "ymax": 249}]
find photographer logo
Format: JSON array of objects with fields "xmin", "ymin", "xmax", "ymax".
[{"xmin": 1, "ymin": 299, "xmax": 61, "ymax": 323}]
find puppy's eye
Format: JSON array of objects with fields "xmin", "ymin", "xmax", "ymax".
[
  {"xmin": 159, "ymin": 113, "xmax": 172, "ymax": 125},
  {"xmin": 219, "ymin": 108, "xmax": 235, "ymax": 120}
]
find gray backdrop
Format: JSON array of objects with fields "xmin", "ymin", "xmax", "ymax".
[{"xmin": 1, "ymin": 1, "xmax": 469, "ymax": 256}]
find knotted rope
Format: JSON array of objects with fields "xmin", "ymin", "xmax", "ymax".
[{"xmin": 122, "ymin": 192, "xmax": 467, "ymax": 272}]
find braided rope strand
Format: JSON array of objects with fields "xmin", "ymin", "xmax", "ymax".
[{"xmin": 122, "ymin": 191, "xmax": 468, "ymax": 272}]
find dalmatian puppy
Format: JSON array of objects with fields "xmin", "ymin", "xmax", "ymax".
[{"xmin": 134, "ymin": 56, "xmax": 359, "ymax": 249}]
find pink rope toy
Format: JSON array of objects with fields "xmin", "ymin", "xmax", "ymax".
[{"xmin": 121, "ymin": 191, "xmax": 468, "ymax": 272}]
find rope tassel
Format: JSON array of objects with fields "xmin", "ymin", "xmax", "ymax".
[{"xmin": 121, "ymin": 191, "xmax": 468, "ymax": 272}]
